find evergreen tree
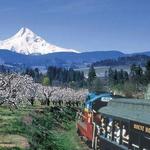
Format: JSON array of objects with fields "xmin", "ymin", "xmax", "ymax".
[
  {"xmin": 34, "ymin": 68, "xmax": 40, "ymax": 83},
  {"xmin": 108, "ymin": 67, "xmax": 129, "ymax": 86},
  {"xmin": 46, "ymin": 66, "xmax": 84, "ymax": 87},
  {"xmin": 145, "ymin": 60, "xmax": 150, "ymax": 82},
  {"xmin": 130, "ymin": 64, "xmax": 143, "ymax": 84},
  {"xmin": 88, "ymin": 65, "xmax": 96, "ymax": 84},
  {"xmin": 25, "ymin": 68, "xmax": 35, "ymax": 78},
  {"xmin": 114, "ymin": 69, "xmax": 118, "ymax": 84},
  {"xmin": 123, "ymin": 71, "xmax": 129, "ymax": 82}
]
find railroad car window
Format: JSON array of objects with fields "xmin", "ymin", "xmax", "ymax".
[
  {"xmin": 114, "ymin": 121, "xmax": 121, "ymax": 143},
  {"xmin": 100, "ymin": 117, "xmax": 107, "ymax": 137},
  {"xmin": 106, "ymin": 118, "xmax": 113, "ymax": 140},
  {"xmin": 121, "ymin": 123, "xmax": 129, "ymax": 147}
]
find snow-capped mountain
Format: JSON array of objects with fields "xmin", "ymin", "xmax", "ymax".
[{"xmin": 0, "ymin": 27, "xmax": 79, "ymax": 55}]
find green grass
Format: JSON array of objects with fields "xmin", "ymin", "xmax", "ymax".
[
  {"xmin": 0, "ymin": 107, "xmax": 30, "ymax": 150},
  {"xmin": 55, "ymin": 123, "xmax": 87, "ymax": 150},
  {"xmin": 0, "ymin": 106, "xmax": 87, "ymax": 150}
]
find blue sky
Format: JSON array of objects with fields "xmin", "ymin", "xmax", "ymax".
[{"xmin": 0, "ymin": 0, "xmax": 150, "ymax": 53}]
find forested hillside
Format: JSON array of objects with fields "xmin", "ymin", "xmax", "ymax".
[{"xmin": 92, "ymin": 55, "xmax": 150, "ymax": 67}]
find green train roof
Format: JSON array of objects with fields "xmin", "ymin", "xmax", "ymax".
[{"xmin": 98, "ymin": 98, "xmax": 150, "ymax": 125}]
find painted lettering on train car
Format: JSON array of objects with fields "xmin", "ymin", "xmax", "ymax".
[{"xmin": 132, "ymin": 122, "xmax": 150, "ymax": 135}]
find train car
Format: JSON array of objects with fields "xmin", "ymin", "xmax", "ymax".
[
  {"xmin": 85, "ymin": 93, "xmax": 112, "ymax": 111},
  {"xmin": 85, "ymin": 92, "xmax": 112, "ymax": 103},
  {"xmin": 76, "ymin": 92, "xmax": 112, "ymax": 148},
  {"xmin": 95, "ymin": 98, "xmax": 150, "ymax": 150}
]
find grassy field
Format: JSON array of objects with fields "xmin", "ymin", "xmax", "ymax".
[
  {"xmin": 75, "ymin": 65, "xmax": 131, "ymax": 77},
  {"xmin": 0, "ymin": 106, "xmax": 88, "ymax": 150},
  {"xmin": 0, "ymin": 107, "xmax": 30, "ymax": 150}
]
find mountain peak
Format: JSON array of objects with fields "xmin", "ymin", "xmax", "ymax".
[
  {"xmin": 0, "ymin": 27, "xmax": 79, "ymax": 55},
  {"xmin": 14, "ymin": 27, "xmax": 32, "ymax": 38},
  {"xmin": 19, "ymin": 27, "xmax": 29, "ymax": 33},
  {"xmin": 17, "ymin": 27, "xmax": 31, "ymax": 35}
]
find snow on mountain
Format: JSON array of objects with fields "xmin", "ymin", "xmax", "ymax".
[{"xmin": 0, "ymin": 27, "xmax": 79, "ymax": 55}]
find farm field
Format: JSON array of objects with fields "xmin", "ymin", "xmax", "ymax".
[{"xmin": 76, "ymin": 65, "xmax": 131, "ymax": 77}]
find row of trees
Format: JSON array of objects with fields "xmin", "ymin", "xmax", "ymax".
[
  {"xmin": 86, "ymin": 60, "xmax": 150, "ymax": 98},
  {"xmin": 47, "ymin": 66, "xmax": 84, "ymax": 83},
  {"xmin": 24, "ymin": 66, "xmax": 85, "ymax": 88},
  {"xmin": 108, "ymin": 68, "xmax": 129, "ymax": 85},
  {"xmin": 0, "ymin": 73, "xmax": 88, "ymax": 109},
  {"xmin": 108, "ymin": 62, "xmax": 150, "ymax": 86},
  {"xmin": 106, "ymin": 60, "xmax": 150, "ymax": 97}
]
